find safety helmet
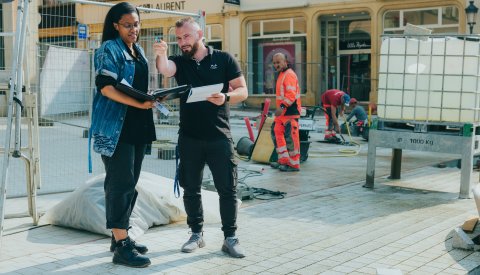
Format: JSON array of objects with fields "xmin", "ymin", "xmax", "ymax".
[
  {"xmin": 342, "ymin": 93, "xmax": 351, "ymax": 106},
  {"xmin": 349, "ymin": 98, "xmax": 358, "ymax": 104}
]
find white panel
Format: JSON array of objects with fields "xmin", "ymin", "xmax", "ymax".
[
  {"xmin": 461, "ymin": 93, "xmax": 476, "ymax": 109},
  {"xmin": 430, "ymin": 75, "xmax": 443, "ymax": 90},
  {"xmin": 40, "ymin": 46, "xmax": 90, "ymax": 116},
  {"xmin": 377, "ymin": 89, "xmax": 386, "ymax": 105},
  {"xmin": 388, "ymin": 38, "xmax": 406, "ymax": 54},
  {"xmin": 377, "ymin": 105, "xmax": 386, "ymax": 118},
  {"xmin": 402, "ymin": 107, "xmax": 414, "ymax": 120},
  {"xmin": 403, "ymin": 90, "xmax": 416, "ymax": 106},
  {"xmin": 444, "ymin": 56, "xmax": 464, "ymax": 75},
  {"xmin": 419, "ymin": 40, "xmax": 433, "ymax": 55},
  {"xmin": 387, "ymin": 74, "xmax": 404, "ymax": 89},
  {"xmin": 379, "ymin": 55, "xmax": 388, "ymax": 73},
  {"xmin": 442, "ymin": 109, "xmax": 460, "ymax": 122},
  {"xmin": 443, "ymin": 76, "xmax": 462, "ymax": 92},
  {"xmin": 416, "ymin": 75, "xmax": 431, "ymax": 91},
  {"xmin": 429, "ymin": 91, "xmax": 442, "ymax": 108},
  {"xmin": 463, "ymin": 76, "xmax": 477, "ymax": 92},
  {"xmin": 403, "ymin": 74, "xmax": 417, "ymax": 90},
  {"xmin": 461, "ymin": 110, "xmax": 475, "ymax": 122},
  {"xmin": 463, "ymin": 57, "xmax": 479, "ymax": 76},
  {"xmin": 415, "ymin": 91, "xmax": 429, "ymax": 107},
  {"xmin": 380, "ymin": 39, "xmax": 390, "ymax": 55},
  {"xmin": 428, "ymin": 108, "xmax": 441, "ymax": 121},
  {"xmin": 386, "ymin": 90, "xmax": 403, "ymax": 105},
  {"xmin": 386, "ymin": 106, "xmax": 402, "ymax": 119},
  {"xmin": 465, "ymin": 40, "xmax": 480, "ymax": 55},
  {"xmin": 431, "ymin": 56, "xmax": 444, "ymax": 75},
  {"xmin": 443, "ymin": 92, "xmax": 461, "ymax": 108},
  {"xmin": 431, "ymin": 38, "xmax": 446, "ymax": 55},
  {"xmin": 446, "ymin": 38, "xmax": 465, "ymax": 55},
  {"xmin": 406, "ymin": 39, "xmax": 419, "ymax": 54},
  {"xmin": 378, "ymin": 73, "xmax": 387, "ymax": 89},
  {"xmin": 388, "ymin": 56, "xmax": 405, "ymax": 73},
  {"xmin": 414, "ymin": 107, "xmax": 428, "ymax": 120}
]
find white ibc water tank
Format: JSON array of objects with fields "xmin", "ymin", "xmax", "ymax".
[{"xmin": 377, "ymin": 36, "xmax": 480, "ymax": 123}]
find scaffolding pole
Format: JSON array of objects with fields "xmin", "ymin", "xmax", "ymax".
[{"xmin": 0, "ymin": 0, "xmax": 31, "ymax": 246}]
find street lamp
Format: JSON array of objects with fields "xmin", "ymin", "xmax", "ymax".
[{"xmin": 466, "ymin": 0, "xmax": 479, "ymax": 34}]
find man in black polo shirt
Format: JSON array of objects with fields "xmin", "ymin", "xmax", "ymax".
[{"xmin": 153, "ymin": 17, "xmax": 248, "ymax": 258}]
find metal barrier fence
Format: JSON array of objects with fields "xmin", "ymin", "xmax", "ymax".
[
  {"xmin": 1, "ymin": 0, "xmax": 374, "ymax": 198},
  {"xmin": 1, "ymin": 1, "xmax": 200, "ymax": 198},
  {"xmin": 240, "ymin": 61, "xmax": 371, "ymax": 103}
]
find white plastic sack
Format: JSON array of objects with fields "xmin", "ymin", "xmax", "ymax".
[{"xmin": 40, "ymin": 172, "xmax": 230, "ymax": 239}]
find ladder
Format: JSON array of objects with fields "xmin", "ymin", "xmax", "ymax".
[{"xmin": 0, "ymin": 0, "xmax": 41, "ymax": 246}]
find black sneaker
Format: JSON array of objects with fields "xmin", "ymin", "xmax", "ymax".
[
  {"xmin": 110, "ymin": 233, "xmax": 148, "ymax": 254},
  {"xmin": 270, "ymin": 162, "xmax": 280, "ymax": 169},
  {"xmin": 112, "ymin": 237, "xmax": 151, "ymax": 268},
  {"xmin": 222, "ymin": 237, "xmax": 245, "ymax": 258},
  {"xmin": 279, "ymin": 165, "xmax": 300, "ymax": 172},
  {"xmin": 181, "ymin": 232, "xmax": 205, "ymax": 253}
]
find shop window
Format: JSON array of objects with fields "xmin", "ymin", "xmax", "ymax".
[
  {"xmin": 247, "ymin": 18, "xmax": 307, "ymax": 95},
  {"xmin": 293, "ymin": 18, "xmax": 306, "ymax": 34},
  {"xmin": 404, "ymin": 9, "xmax": 439, "ymax": 26},
  {"xmin": 205, "ymin": 24, "xmax": 223, "ymax": 50},
  {"xmin": 248, "ymin": 21, "xmax": 261, "ymax": 37},
  {"xmin": 264, "ymin": 19, "xmax": 290, "ymax": 36},
  {"xmin": 383, "ymin": 6, "xmax": 459, "ymax": 34},
  {"xmin": 384, "ymin": 11, "xmax": 400, "ymax": 29}
]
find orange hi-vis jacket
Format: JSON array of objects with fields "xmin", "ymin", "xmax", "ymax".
[
  {"xmin": 275, "ymin": 68, "xmax": 301, "ymax": 118},
  {"xmin": 273, "ymin": 67, "xmax": 301, "ymax": 169}
]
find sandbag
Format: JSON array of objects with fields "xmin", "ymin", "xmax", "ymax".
[{"xmin": 39, "ymin": 172, "xmax": 231, "ymax": 239}]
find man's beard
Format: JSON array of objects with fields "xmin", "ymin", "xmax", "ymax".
[{"xmin": 181, "ymin": 40, "xmax": 200, "ymax": 58}]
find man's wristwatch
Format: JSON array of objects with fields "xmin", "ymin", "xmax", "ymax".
[{"xmin": 225, "ymin": 93, "xmax": 230, "ymax": 104}]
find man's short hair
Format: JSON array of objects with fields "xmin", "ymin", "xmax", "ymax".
[
  {"xmin": 175, "ymin": 17, "xmax": 200, "ymax": 30},
  {"xmin": 273, "ymin": 52, "xmax": 287, "ymax": 61}
]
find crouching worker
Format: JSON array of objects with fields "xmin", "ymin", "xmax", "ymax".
[
  {"xmin": 270, "ymin": 53, "xmax": 302, "ymax": 172},
  {"xmin": 321, "ymin": 89, "xmax": 350, "ymax": 142}
]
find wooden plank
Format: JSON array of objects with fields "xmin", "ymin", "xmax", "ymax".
[{"xmin": 250, "ymin": 117, "xmax": 275, "ymax": 164}]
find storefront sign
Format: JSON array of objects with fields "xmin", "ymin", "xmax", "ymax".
[
  {"xmin": 138, "ymin": 1, "xmax": 186, "ymax": 11},
  {"xmin": 78, "ymin": 24, "xmax": 88, "ymax": 40},
  {"xmin": 339, "ymin": 39, "xmax": 371, "ymax": 50},
  {"xmin": 224, "ymin": 0, "xmax": 240, "ymax": 4}
]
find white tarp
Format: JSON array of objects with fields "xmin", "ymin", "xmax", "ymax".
[
  {"xmin": 40, "ymin": 172, "xmax": 229, "ymax": 239},
  {"xmin": 39, "ymin": 46, "xmax": 91, "ymax": 116}
]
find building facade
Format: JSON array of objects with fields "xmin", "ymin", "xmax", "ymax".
[{"xmin": 0, "ymin": 0, "xmax": 473, "ymax": 107}]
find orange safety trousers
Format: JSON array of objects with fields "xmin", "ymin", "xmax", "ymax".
[
  {"xmin": 272, "ymin": 116, "xmax": 300, "ymax": 169},
  {"xmin": 323, "ymin": 103, "xmax": 337, "ymax": 139}
]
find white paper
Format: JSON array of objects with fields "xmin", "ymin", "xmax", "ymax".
[
  {"xmin": 155, "ymin": 102, "xmax": 170, "ymax": 116},
  {"xmin": 186, "ymin": 83, "xmax": 224, "ymax": 103}
]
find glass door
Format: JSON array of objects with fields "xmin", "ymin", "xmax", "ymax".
[
  {"xmin": 321, "ymin": 14, "xmax": 371, "ymax": 101},
  {"xmin": 339, "ymin": 54, "xmax": 370, "ymax": 101}
]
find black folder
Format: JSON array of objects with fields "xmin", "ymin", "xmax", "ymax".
[{"xmin": 115, "ymin": 83, "xmax": 191, "ymax": 101}]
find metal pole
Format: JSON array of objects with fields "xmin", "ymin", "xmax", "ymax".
[
  {"xmin": 13, "ymin": 0, "xmax": 29, "ymax": 156},
  {"xmin": 389, "ymin": 148, "xmax": 402, "ymax": 180},
  {"xmin": 0, "ymin": 0, "xmax": 28, "ymax": 246}
]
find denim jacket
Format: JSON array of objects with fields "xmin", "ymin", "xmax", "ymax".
[{"xmin": 88, "ymin": 37, "xmax": 148, "ymax": 172}]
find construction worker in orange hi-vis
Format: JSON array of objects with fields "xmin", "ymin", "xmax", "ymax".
[{"xmin": 270, "ymin": 53, "xmax": 302, "ymax": 172}]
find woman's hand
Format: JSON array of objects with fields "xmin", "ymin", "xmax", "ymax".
[{"xmin": 138, "ymin": 100, "xmax": 155, "ymax": 109}]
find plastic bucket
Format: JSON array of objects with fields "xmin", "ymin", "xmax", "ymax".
[{"xmin": 236, "ymin": 136, "xmax": 254, "ymax": 156}]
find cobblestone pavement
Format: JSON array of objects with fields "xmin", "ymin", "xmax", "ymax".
[{"xmin": 0, "ymin": 108, "xmax": 479, "ymax": 274}]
